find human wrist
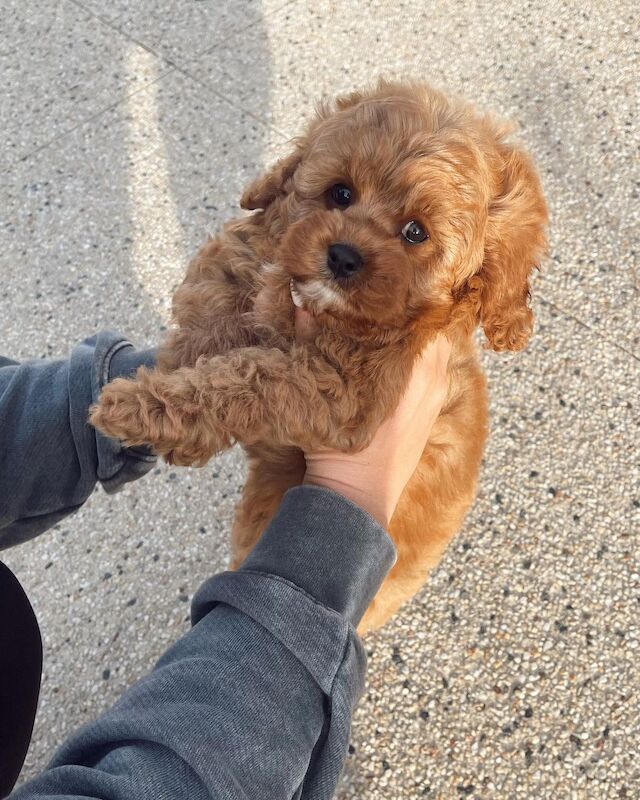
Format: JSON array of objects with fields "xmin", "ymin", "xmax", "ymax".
[
  {"xmin": 239, "ymin": 486, "xmax": 397, "ymax": 624},
  {"xmin": 302, "ymin": 473, "xmax": 392, "ymax": 528}
]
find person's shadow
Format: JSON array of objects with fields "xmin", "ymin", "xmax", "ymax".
[{"xmin": 1, "ymin": 3, "xmax": 277, "ymax": 784}]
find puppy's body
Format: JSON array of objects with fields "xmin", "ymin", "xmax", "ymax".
[
  {"xmin": 158, "ymin": 223, "xmax": 487, "ymax": 632},
  {"xmin": 93, "ymin": 82, "xmax": 547, "ymax": 632}
]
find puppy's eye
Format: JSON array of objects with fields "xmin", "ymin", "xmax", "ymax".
[
  {"xmin": 401, "ymin": 220, "xmax": 429, "ymax": 244},
  {"xmin": 329, "ymin": 183, "xmax": 353, "ymax": 208}
]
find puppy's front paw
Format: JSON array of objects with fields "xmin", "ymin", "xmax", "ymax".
[
  {"xmin": 90, "ymin": 377, "xmax": 157, "ymax": 449},
  {"xmin": 90, "ymin": 372, "xmax": 232, "ymax": 467}
]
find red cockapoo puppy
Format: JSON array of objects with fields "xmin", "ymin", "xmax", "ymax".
[{"xmin": 91, "ymin": 81, "xmax": 548, "ymax": 632}]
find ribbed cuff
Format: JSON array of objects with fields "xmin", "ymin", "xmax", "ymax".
[
  {"xmin": 239, "ymin": 485, "xmax": 397, "ymax": 626},
  {"xmin": 108, "ymin": 343, "xmax": 156, "ymax": 382},
  {"xmin": 76, "ymin": 332, "xmax": 157, "ymax": 494}
]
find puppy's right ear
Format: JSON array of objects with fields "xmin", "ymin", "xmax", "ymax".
[
  {"xmin": 477, "ymin": 143, "xmax": 548, "ymax": 352},
  {"xmin": 240, "ymin": 143, "xmax": 305, "ymax": 210}
]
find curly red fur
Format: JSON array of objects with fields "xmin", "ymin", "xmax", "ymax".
[{"xmin": 91, "ymin": 80, "xmax": 548, "ymax": 632}]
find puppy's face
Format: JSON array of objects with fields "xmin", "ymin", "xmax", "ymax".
[
  {"xmin": 277, "ymin": 116, "xmax": 460, "ymax": 328},
  {"xmin": 243, "ymin": 82, "xmax": 548, "ymax": 350}
]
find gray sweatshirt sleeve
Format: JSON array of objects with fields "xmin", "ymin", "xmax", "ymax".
[
  {"xmin": 0, "ymin": 332, "xmax": 156, "ymax": 549},
  {"xmin": 11, "ymin": 486, "xmax": 396, "ymax": 800}
]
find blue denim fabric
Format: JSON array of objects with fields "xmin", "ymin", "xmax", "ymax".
[{"xmin": 0, "ymin": 337, "xmax": 396, "ymax": 799}]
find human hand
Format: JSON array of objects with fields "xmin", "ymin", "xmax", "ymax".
[{"xmin": 302, "ymin": 331, "xmax": 452, "ymax": 528}]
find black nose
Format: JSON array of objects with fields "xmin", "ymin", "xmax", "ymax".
[{"xmin": 327, "ymin": 243, "xmax": 363, "ymax": 279}]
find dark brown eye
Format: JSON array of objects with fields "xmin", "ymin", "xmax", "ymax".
[
  {"xmin": 329, "ymin": 183, "xmax": 353, "ymax": 207},
  {"xmin": 401, "ymin": 220, "xmax": 429, "ymax": 244}
]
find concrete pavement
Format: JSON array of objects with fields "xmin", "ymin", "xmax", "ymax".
[{"xmin": 1, "ymin": 1, "xmax": 638, "ymax": 797}]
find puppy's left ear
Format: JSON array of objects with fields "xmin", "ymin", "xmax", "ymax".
[
  {"xmin": 477, "ymin": 144, "xmax": 548, "ymax": 351},
  {"xmin": 240, "ymin": 142, "xmax": 305, "ymax": 210}
]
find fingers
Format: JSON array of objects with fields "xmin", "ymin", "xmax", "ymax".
[
  {"xmin": 412, "ymin": 335, "xmax": 451, "ymax": 405},
  {"xmin": 432, "ymin": 334, "xmax": 452, "ymax": 383},
  {"xmin": 294, "ymin": 307, "xmax": 319, "ymax": 341},
  {"xmin": 393, "ymin": 335, "xmax": 451, "ymax": 419},
  {"xmin": 416, "ymin": 334, "xmax": 451, "ymax": 379}
]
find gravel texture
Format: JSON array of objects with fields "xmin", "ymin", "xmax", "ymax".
[{"xmin": 1, "ymin": 1, "xmax": 638, "ymax": 798}]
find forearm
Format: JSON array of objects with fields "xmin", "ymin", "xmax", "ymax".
[
  {"xmin": 13, "ymin": 607, "xmax": 325, "ymax": 800},
  {"xmin": 13, "ymin": 487, "xmax": 396, "ymax": 800},
  {"xmin": 0, "ymin": 333, "xmax": 155, "ymax": 549}
]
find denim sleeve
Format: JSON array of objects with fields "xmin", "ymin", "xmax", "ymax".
[
  {"xmin": 11, "ymin": 486, "xmax": 396, "ymax": 800},
  {"xmin": 0, "ymin": 333, "xmax": 156, "ymax": 550}
]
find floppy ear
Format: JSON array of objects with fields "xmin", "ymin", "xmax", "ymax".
[
  {"xmin": 240, "ymin": 143, "xmax": 306, "ymax": 211},
  {"xmin": 477, "ymin": 144, "xmax": 548, "ymax": 351},
  {"xmin": 334, "ymin": 89, "xmax": 365, "ymax": 111},
  {"xmin": 241, "ymin": 87, "xmax": 368, "ymax": 211}
]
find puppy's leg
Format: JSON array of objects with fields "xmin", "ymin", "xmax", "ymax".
[
  {"xmin": 91, "ymin": 344, "xmax": 373, "ymax": 466},
  {"xmin": 230, "ymin": 448, "xmax": 306, "ymax": 568},
  {"xmin": 357, "ymin": 504, "xmax": 468, "ymax": 634},
  {"xmin": 357, "ymin": 533, "xmax": 454, "ymax": 634},
  {"xmin": 157, "ymin": 232, "xmax": 287, "ymax": 371},
  {"xmin": 90, "ymin": 366, "xmax": 232, "ymax": 466}
]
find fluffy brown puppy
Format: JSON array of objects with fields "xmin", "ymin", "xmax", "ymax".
[{"xmin": 91, "ymin": 81, "xmax": 548, "ymax": 632}]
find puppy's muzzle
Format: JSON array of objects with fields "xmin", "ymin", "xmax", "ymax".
[{"xmin": 327, "ymin": 243, "xmax": 363, "ymax": 280}]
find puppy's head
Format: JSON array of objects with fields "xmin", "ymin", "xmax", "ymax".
[{"xmin": 243, "ymin": 81, "xmax": 548, "ymax": 350}]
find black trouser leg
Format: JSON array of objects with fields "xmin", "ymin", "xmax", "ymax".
[{"xmin": 0, "ymin": 561, "xmax": 42, "ymax": 797}]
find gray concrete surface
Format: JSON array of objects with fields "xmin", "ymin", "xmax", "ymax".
[{"xmin": 1, "ymin": 1, "xmax": 638, "ymax": 797}]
